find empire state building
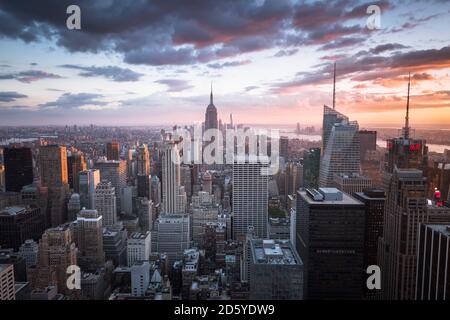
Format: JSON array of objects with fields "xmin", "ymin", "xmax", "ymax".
[{"xmin": 204, "ymin": 85, "xmax": 218, "ymax": 130}]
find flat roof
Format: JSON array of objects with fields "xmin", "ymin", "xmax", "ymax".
[
  {"xmin": 424, "ymin": 224, "xmax": 450, "ymax": 237},
  {"xmin": 0, "ymin": 206, "xmax": 25, "ymax": 216},
  {"xmin": 298, "ymin": 190, "xmax": 363, "ymax": 206}
]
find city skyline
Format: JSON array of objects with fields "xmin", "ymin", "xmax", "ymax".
[{"xmin": 0, "ymin": 0, "xmax": 450, "ymax": 127}]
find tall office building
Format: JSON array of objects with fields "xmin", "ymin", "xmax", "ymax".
[
  {"xmin": 152, "ymin": 215, "xmax": 191, "ymax": 264},
  {"xmin": 31, "ymin": 224, "xmax": 77, "ymax": 294},
  {"xmin": 137, "ymin": 144, "xmax": 151, "ymax": 199},
  {"xmin": 39, "ymin": 145, "xmax": 68, "ymax": 188},
  {"xmin": 354, "ymin": 189, "xmax": 385, "ymax": 299},
  {"xmin": 232, "ymin": 157, "xmax": 269, "ymax": 240},
  {"xmin": 296, "ymin": 188, "xmax": 365, "ymax": 299},
  {"xmin": 416, "ymin": 224, "xmax": 450, "ymax": 300},
  {"xmin": 0, "ymin": 264, "xmax": 15, "ymax": 300},
  {"xmin": 39, "ymin": 145, "xmax": 69, "ymax": 227},
  {"xmin": 204, "ymin": 85, "xmax": 218, "ymax": 131},
  {"xmin": 279, "ymin": 136, "xmax": 289, "ymax": 160},
  {"xmin": 302, "ymin": 148, "xmax": 320, "ymax": 189},
  {"xmin": 161, "ymin": 142, "xmax": 186, "ymax": 214},
  {"xmin": 131, "ymin": 260, "xmax": 150, "ymax": 297},
  {"xmin": 95, "ymin": 160, "xmax": 127, "ymax": 211},
  {"xmin": 94, "ymin": 181, "xmax": 117, "ymax": 227},
  {"xmin": 67, "ymin": 152, "xmax": 86, "ymax": 192},
  {"xmin": 378, "ymin": 76, "xmax": 435, "ymax": 300},
  {"xmin": 78, "ymin": 169, "xmax": 100, "ymax": 210},
  {"xmin": 319, "ymin": 118, "xmax": 361, "ymax": 187},
  {"xmin": 322, "ymin": 105, "xmax": 348, "ymax": 155},
  {"xmin": 74, "ymin": 209, "xmax": 105, "ymax": 271},
  {"xmin": 0, "ymin": 206, "xmax": 46, "ymax": 251},
  {"xmin": 4, "ymin": 147, "xmax": 33, "ymax": 192},
  {"xmin": 249, "ymin": 239, "xmax": 303, "ymax": 300},
  {"xmin": 106, "ymin": 141, "xmax": 120, "ymax": 161},
  {"xmin": 127, "ymin": 231, "xmax": 151, "ymax": 267},
  {"xmin": 359, "ymin": 130, "xmax": 377, "ymax": 162}
]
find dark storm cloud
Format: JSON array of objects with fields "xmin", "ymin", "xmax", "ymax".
[
  {"xmin": 0, "ymin": 0, "xmax": 389, "ymax": 66},
  {"xmin": 155, "ymin": 79, "xmax": 193, "ymax": 92},
  {"xmin": 60, "ymin": 64, "xmax": 143, "ymax": 82},
  {"xmin": 39, "ymin": 92, "xmax": 107, "ymax": 109},
  {"xmin": 0, "ymin": 70, "xmax": 62, "ymax": 83},
  {"xmin": 0, "ymin": 91, "xmax": 27, "ymax": 102}
]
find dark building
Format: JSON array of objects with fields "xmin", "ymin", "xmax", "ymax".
[
  {"xmin": 102, "ymin": 227, "xmax": 127, "ymax": 267},
  {"xmin": 249, "ymin": 239, "xmax": 303, "ymax": 300},
  {"xmin": 354, "ymin": 189, "xmax": 385, "ymax": 299},
  {"xmin": 204, "ymin": 87, "xmax": 218, "ymax": 131},
  {"xmin": 4, "ymin": 147, "xmax": 33, "ymax": 192},
  {"xmin": 279, "ymin": 136, "xmax": 289, "ymax": 160},
  {"xmin": 296, "ymin": 188, "xmax": 365, "ymax": 299},
  {"xmin": 67, "ymin": 152, "xmax": 86, "ymax": 192},
  {"xmin": 137, "ymin": 175, "xmax": 151, "ymax": 199},
  {"xmin": 0, "ymin": 206, "xmax": 46, "ymax": 251},
  {"xmin": 106, "ymin": 141, "xmax": 120, "ymax": 161},
  {"xmin": 358, "ymin": 130, "xmax": 377, "ymax": 162},
  {"xmin": 416, "ymin": 224, "xmax": 450, "ymax": 300},
  {"xmin": 302, "ymin": 148, "xmax": 320, "ymax": 189}
]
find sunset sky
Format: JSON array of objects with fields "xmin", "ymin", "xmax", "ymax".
[{"xmin": 0, "ymin": 0, "xmax": 449, "ymax": 128}]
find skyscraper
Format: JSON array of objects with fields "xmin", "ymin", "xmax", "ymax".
[
  {"xmin": 296, "ymin": 188, "xmax": 365, "ymax": 299},
  {"xmin": 95, "ymin": 159, "xmax": 126, "ymax": 211},
  {"xmin": 302, "ymin": 148, "xmax": 320, "ymax": 189},
  {"xmin": 161, "ymin": 141, "xmax": 186, "ymax": 214},
  {"xmin": 67, "ymin": 152, "xmax": 86, "ymax": 192},
  {"xmin": 31, "ymin": 224, "xmax": 77, "ymax": 294},
  {"xmin": 378, "ymin": 75, "xmax": 435, "ymax": 300},
  {"xmin": 319, "ymin": 117, "xmax": 361, "ymax": 187},
  {"xmin": 74, "ymin": 209, "xmax": 105, "ymax": 271},
  {"xmin": 78, "ymin": 169, "xmax": 100, "ymax": 210},
  {"xmin": 137, "ymin": 144, "xmax": 151, "ymax": 199},
  {"xmin": 416, "ymin": 224, "xmax": 450, "ymax": 300},
  {"xmin": 106, "ymin": 141, "xmax": 120, "ymax": 161},
  {"xmin": 94, "ymin": 181, "xmax": 117, "ymax": 227},
  {"xmin": 39, "ymin": 145, "xmax": 69, "ymax": 227},
  {"xmin": 204, "ymin": 85, "xmax": 218, "ymax": 131},
  {"xmin": 4, "ymin": 147, "xmax": 33, "ymax": 192},
  {"xmin": 152, "ymin": 215, "xmax": 191, "ymax": 264},
  {"xmin": 358, "ymin": 130, "xmax": 377, "ymax": 162},
  {"xmin": 232, "ymin": 157, "xmax": 269, "ymax": 240},
  {"xmin": 353, "ymin": 189, "xmax": 385, "ymax": 299},
  {"xmin": 39, "ymin": 145, "xmax": 69, "ymax": 188}
]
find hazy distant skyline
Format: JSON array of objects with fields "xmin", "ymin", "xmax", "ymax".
[{"xmin": 0, "ymin": 0, "xmax": 449, "ymax": 127}]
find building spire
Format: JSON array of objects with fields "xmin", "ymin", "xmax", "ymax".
[
  {"xmin": 332, "ymin": 62, "xmax": 336, "ymax": 110},
  {"xmin": 404, "ymin": 73, "xmax": 411, "ymax": 139},
  {"xmin": 210, "ymin": 81, "xmax": 213, "ymax": 105}
]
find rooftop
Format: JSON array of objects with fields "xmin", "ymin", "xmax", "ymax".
[
  {"xmin": 0, "ymin": 206, "xmax": 26, "ymax": 216},
  {"xmin": 424, "ymin": 224, "xmax": 450, "ymax": 237},
  {"xmin": 250, "ymin": 239, "xmax": 303, "ymax": 266},
  {"xmin": 299, "ymin": 188, "xmax": 363, "ymax": 206}
]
